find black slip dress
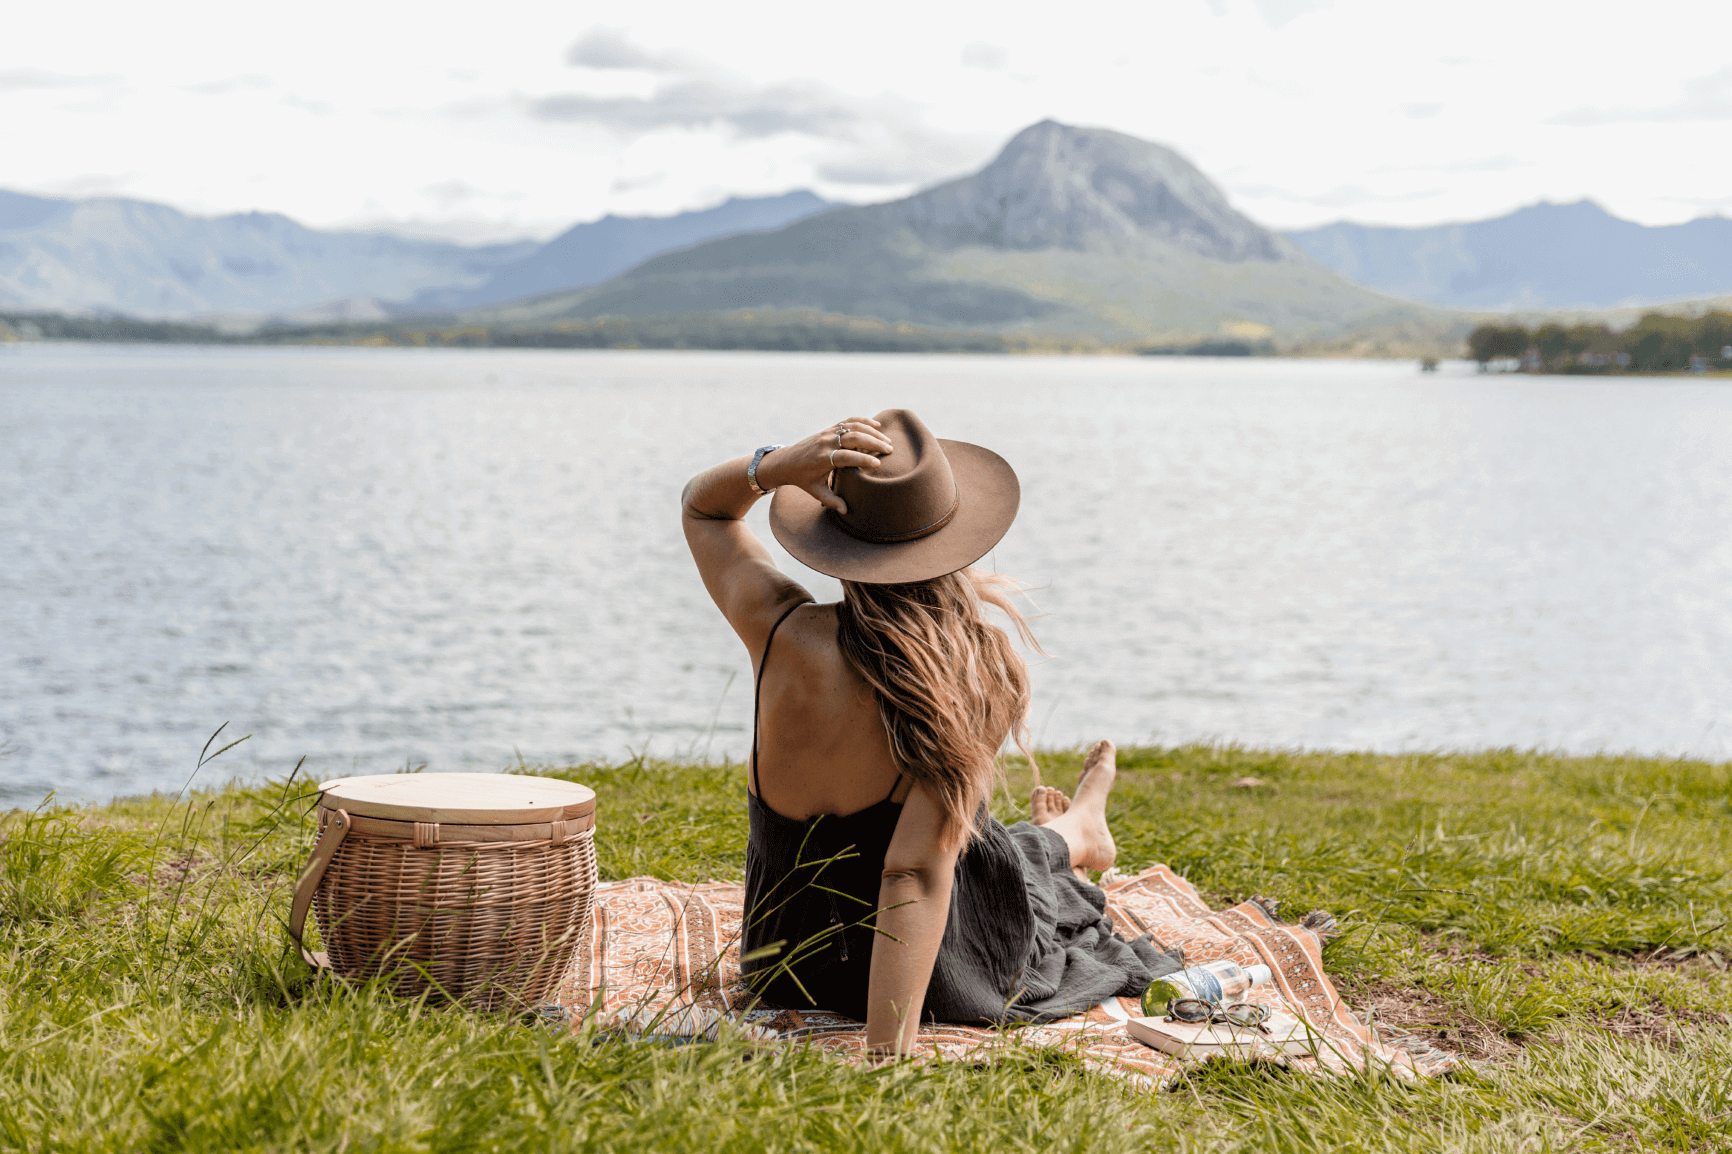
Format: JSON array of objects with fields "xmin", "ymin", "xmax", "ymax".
[{"xmin": 738, "ymin": 602, "xmax": 1182, "ymax": 1025}]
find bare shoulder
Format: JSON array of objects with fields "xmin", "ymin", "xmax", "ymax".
[
  {"xmin": 757, "ymin": 602, "xmax": 874, "ymax": 700},
  {"xmin": 759, "ymin": 601, "xmax": 842, "ymax": 669}
]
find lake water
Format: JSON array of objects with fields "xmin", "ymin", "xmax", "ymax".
[{"xmin": 4, "ymin": 343, "xmax": 1731, "ymax": 806}]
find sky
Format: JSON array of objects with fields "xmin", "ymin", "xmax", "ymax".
[{"xmin": 4, "ymin": 0, "xmax": 1729, "ymax": 244}]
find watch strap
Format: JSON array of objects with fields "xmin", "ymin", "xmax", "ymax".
[{"xmin": 747, "ymin": 444, "xmax": 783, "ymax": 495}]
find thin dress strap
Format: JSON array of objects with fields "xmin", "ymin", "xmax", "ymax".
[{"xmin": 750, "ymin": 600, "xmax": 809, "ymax": 797}]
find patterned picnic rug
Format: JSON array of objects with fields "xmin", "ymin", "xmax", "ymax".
[{"xmin": 557, "ymin": 863, "xmax": 1462, "ymax": 1086}]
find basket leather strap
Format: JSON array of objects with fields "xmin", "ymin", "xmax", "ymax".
[
  {"xmin": 340, "ymin": 811, "xmax": 594, "ymax": 845},
  {"xmin": 289, "ymin": 808, "xmax": 352, "ymax": 969}
]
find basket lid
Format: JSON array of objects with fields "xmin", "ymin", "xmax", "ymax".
[{"xmin": 316, "ymin": 773, "xmax": 596, "ymax": 825}]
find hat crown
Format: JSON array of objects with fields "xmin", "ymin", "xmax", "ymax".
[
  {"xmin": 768, "ymin": 409, "xmax": 1018, "ymax": 584},
  {"xmin": 832, "ymin": 410, "xmax": 958, "ymax": 544}
]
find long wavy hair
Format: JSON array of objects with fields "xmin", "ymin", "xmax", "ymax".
[{"xmin": 836, "ymin": 567, "xmax": 1040, "ymax": 852}]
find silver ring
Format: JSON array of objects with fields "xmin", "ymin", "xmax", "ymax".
[
  {"xmin": 829, "ymin": 448, "xmax": 840, "ymax": 466},
  {"xmin": 836, "ymin": 424, "xmax": 847, "ymax": 447}
]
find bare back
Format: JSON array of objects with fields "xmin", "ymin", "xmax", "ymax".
[{"xmin": 752, "ymin": 603, "xmax": 910, "ymax": 819}]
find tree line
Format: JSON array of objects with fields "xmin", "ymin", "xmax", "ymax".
[
  {"xmin": 1468, "ymin": 312, "xmax": 1732, "ymax": 373},
  {"xmin": 0, "ymin": 309, "xmax": 1012, "ymax": 353},
  {"xmin": 0, "ymin": 312, "xmax": 227, "ymax": 343}
]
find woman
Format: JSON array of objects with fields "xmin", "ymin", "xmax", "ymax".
[{"xmin": 682, "ymin": 409, "xmax": 1177, "ymax": 1056}]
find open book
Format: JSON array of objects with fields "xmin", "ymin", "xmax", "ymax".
[{"xmin": 1126, "ymin": 1011, "xmax": 1321, "ymax": 1060}]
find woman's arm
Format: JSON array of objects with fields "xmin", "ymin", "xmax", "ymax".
[
  {"xmin": 681, "ymin": 416, "xmax": 892, "ymax": 652},
  {"xmin": 865, "ymin": 783, "xmax": 962, "ymax": 1056}
]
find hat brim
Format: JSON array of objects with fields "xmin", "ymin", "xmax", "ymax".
[{"xmin": 769, "ymin": 439, "xmax": 1020, "ymax": 584}]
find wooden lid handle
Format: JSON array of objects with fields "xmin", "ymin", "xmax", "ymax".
[{"xmin": 288, "ymin": 808, "xmax": 351, "ymax": 969}]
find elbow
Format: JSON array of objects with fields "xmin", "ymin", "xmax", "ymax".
[
  {"xmin": 681, "ymin": 475, "xmax": 726, "ymax": 522},
  {"xmin": 880, "ymin": 864, "xmax": 945, "ymax": 899}
]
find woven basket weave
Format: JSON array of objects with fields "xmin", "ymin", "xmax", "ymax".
[{"xmin": 289, "ymin": 773, "xmax": 597, "ymax": 1011}]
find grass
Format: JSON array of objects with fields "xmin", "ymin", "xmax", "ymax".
[{"xmin": 2, "ymin": 744, "xmax": 1729, "ymax": 1153}]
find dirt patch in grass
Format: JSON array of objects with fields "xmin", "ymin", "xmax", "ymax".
[
  {"xmin": 1353, "ymin": 977, "xmax": 1523, "ymax": 1063},
  {"xmin": 1596, "ymin": 999, "xmax": 1730, "ymax": 1049},
  {"xmin": 129, "ymin": 855, "xmax": 198, "ymax": 890}
]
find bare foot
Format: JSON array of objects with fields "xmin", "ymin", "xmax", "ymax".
[
  {"xmin": 1045, "ymin": 739, "xmax": 1118, "ymax": 875},
  {"xmin": 1074, "ymin": 739, "xmax": 1117, "ymax": 810},
  {"xmin": 1029, "ymin": 785, "xmax": 1071, "ymax": 825}
]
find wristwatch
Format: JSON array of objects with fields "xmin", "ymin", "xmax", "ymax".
[{"xmin": 747, "ymin": 444, "xmax": 783, "ymax": 496}]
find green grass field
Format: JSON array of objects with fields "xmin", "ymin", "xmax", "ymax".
[{"xmin": 3, "ymin": 744, "xmax": 1729, "ymax": 1153}]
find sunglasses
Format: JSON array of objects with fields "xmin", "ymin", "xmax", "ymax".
[{"xmin": 1164, "ymin": 997, "xmax": 1273, "ymax": 1031}]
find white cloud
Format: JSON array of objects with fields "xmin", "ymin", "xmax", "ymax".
[
  {"xmin": 1234, "ymin": 183, "xmax": 1445, "ymax": 210},
  {"xmin": 1246, "ymin": 0, "xmax": 1333, "ymax": 29},
  {"xmin": 564, "ymin": 29, "xmax": 678, "ymax": 72},
  {"xmin": 184, "ymin": 75, "xmax": 272, "ymax": 95},
  {"xmin": 530, "ymin": 31, "xmax": 987, "ymax": 189},
  {"xmin": 1549, "ymin": 66, "xmax": 1732, "ymax": 125},
  {"xmin": 531, "ymin": 78, "xmax": 861, "ymax": 139},
  {"xmin": 423, "ymin": 180, "xmax": 482, "ymax": 207},
  {"xmin": 0, "ymin": 69, "xmax": 92, "ymax": 90},
  {"xmin": 33, "ymin": 173, "xmax": 136, "ymax": 198},
  {"xmin": 961, "ymin": 44, "xmax": 1006, "ymax": 71},
  {"xmin": 814, "ymin": 126, "xmax": 985, "ymax": 187},
  {"xmin": 2, "ymin": 0, "xmax": 1729, "ymax": 239}
]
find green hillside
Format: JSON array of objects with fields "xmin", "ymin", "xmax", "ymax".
[{"xmin": 460, "ymin": 121, "xmax": 1448, "ymax": 345}]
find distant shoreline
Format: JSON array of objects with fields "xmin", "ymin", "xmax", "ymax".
[
  {"xmin": 14, "ymin": 306, "xmax": 1730, "ymax": 372},
  {"xmin": 0, "ymin": 308, "xmax": 1466, "ymax": 359}
]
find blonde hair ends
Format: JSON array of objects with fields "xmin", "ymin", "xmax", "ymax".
[{"xmin": 837, "ymin": 568, "xmax": 1041, "ymax": 852}]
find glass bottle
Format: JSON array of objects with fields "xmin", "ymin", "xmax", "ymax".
[{"xmin": 1140, "ymin": 961, "xmax": 1273, "ymax": 1017}]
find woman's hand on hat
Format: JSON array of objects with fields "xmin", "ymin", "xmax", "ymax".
[{"xmin": 757, "ymin": 417, "xmax": 892, "ymax": 514}]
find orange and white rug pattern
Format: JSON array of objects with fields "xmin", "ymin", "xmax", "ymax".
[{"xmin": 557, "ymin": 864, "xmax": 1462, "ymax": 1086}]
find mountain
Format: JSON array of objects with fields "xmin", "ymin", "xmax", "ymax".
[
  {"xmin": 461, "ymin": 121, "xmax": 1438, "ymax": 343},
  {"xmin": 400, "ymin": 191, "xmax": 836, "ymax": 314},
  {"xmin": 884, "ymin": 121, "xmax": 1289, "ymax": 260},
  {"xmin": 0, "ymin": 188, "xmax": 838, "ymax": 322},
  {"xmin": 0, "ymin": 190, "xmax": 535, "ymax": 319},
  {"xmin": 1285, "ymin": 201, "xmax": 1732, "ymax": 311}
]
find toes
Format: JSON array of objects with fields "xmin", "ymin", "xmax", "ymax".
[
  {"xmin": 1076, "ymin": 741, "xmax": 1119, "ymax": 804},
  {"xmin": 1077, "ymin": 739, "xmax": 1115, "ymax": 786},
  {"xmin": 1085, "ymin": 739, "xmax": 1116, "ymax": 768},
  {"xmin": 1032, "ymin": 785, "xmax": 1077, "ymax": 827}
]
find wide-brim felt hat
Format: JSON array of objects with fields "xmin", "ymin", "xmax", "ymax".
[{"xmin": 769, "ymin": 408, "xmax": 1019, "ymax": 584}]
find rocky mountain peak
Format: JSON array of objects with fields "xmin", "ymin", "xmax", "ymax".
[{"xmin": 890, "ymin": 120, "xmax": 1291, "ymax": 262}]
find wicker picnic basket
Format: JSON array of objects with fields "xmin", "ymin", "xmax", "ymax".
[{"xmin": 288, "ymin": 773, "xmax": 597, "ymax": 1011}]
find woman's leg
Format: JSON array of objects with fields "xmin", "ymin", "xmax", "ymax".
[{"xmin": 1029, "ymin": 739, "xmax": 1118, "ymax": 877}]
